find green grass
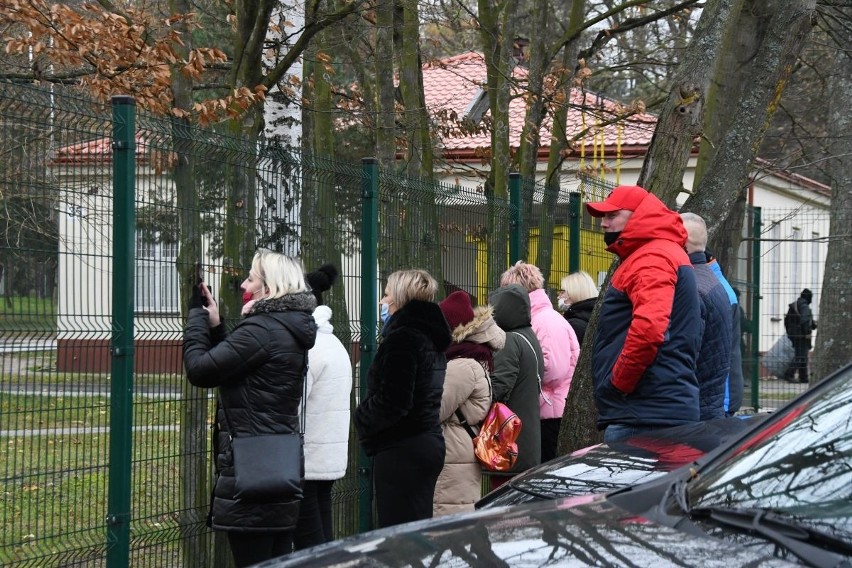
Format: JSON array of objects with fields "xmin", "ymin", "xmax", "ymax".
[
  {"xmin": 0, "ymin": 296, "xmax": 57, "ymax": 333},
  {"xmin": 0, "ymin": 430, "xmax": 207, "ymax": 566},
  {"xmin": 0, "ymin": 394, "xmax": 183, "ymax": 431}
]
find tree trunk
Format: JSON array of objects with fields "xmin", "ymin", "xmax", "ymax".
[
  {"xmin": 374, "ymin": 0, "xmax": 396, "ymax": 170},
  {"xmin": 478, "ymin": 0, "xmax": 517, "ymax": 284},
  {"xmin": 167, "ymin": 1, "xmax": 212, "ymax": 564},
  {"xmin": 396, "ymin": 0, "xmax": 441, "ymax": 278},
  {"xmin": 638, "ymin": 0, "xmax": 738, "ymax": 206},
  {"xmin": 302, "ymin": 20, "xmax": 337, "ymax": 267},
  {"xmin": 218, "ymin": 1, "xmax": 273, "ymax": 317},
  {"xmin": 813, "ymin": 29, "xmax": 852, "ymax": 380},
  {"xmin": 558, "ymin": 263, "xmax": 615, "ymax": 455},
  {"xmin": 693, "ymin": 0, "xmax": 748, "ymax": 187},
  {"xmin": 536, "ymin": 49, "xmax": 573, "ymax": 287},
  {"xmin": 516, "ymin": 0, "xmax": 550, "ymax": 260},
  {"xmin": 535, "ymin": 0, "xmax": 585, "ymax": 286},
  {"xmin": 683, "ymin": 0, "xmax": 817, "ymax": 244},
  {"xmin": 301, "ymin": 17, "xmax": 349, "ymax": 340}
]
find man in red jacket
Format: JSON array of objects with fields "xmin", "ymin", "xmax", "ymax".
[{"xmin": 586, "ymin": 185, "xmax": 702, "ymax": 444}]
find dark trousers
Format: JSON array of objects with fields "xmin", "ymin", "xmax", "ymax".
[
  {"xmin": 227, "ymin": 531, "xmax": 293, "ymax": 568},
  {"xmin": 785, "ymin": 336, "xmax": 810, "ymax": 382},
  {"xmin": 294, "ymin": 479, "xmax": 335, "ymax": 550},
  {"xmin": 373, "ymin": 432, "xmax": 444, "ymax": 528},
  {"xmin": 540, "ymin": 418, "xmax": 562, "ymax": 463}
]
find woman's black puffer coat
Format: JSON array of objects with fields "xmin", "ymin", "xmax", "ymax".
[
  {"xmin": 563, "ymin": 297, "xmax": 596, "ymax": 345},
  {"xmin": 183, "ymin": 293, "xmax": 317, "ymax": 532}
]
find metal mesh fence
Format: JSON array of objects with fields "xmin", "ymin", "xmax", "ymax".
[
  {"xmin": 1, "ymin": 80, "xmax": 844, "ymax": 567},
  {"xmin": 1, "ymin": 83, "xmax": 116, "ymax": 567},
  {"xmin": 747, "ymin": 205, "xmax": 836, "ymax": 411}
]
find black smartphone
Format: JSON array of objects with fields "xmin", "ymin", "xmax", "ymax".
[{"xmin": 195, "ymin": 262, "xmax": 209, "ymax": 306}]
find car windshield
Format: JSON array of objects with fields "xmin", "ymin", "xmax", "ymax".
[{"xmin": 686, "ymin": 365, "xmax": 852, "ymax": 543}]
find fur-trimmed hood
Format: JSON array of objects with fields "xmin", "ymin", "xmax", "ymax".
[
  {"xmin": 244, "ymin": 292, "xmax": 317, "ymax": 317},
  {"xmin": 450, "ymin": 305, "xmax": 506, "ymax": 351}
]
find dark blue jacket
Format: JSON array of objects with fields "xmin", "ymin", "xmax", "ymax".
[
  {"xmin": 592, "ymin": 193, "xmax": 702, "ymax": 430},
  {"xmin": 690, "ymin": 252, "xmax": 733, "ymax": 421},
  {"xmin": 707, "ymin": 260, "xmax": 743, "ymax": 415}
]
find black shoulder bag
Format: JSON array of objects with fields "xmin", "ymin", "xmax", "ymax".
[{"xmin": 220, "ymin": 359, "xmax": 307, "ymax": 501}]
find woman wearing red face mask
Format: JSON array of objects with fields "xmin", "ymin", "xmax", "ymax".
[{"xmin": 183, "ymin": 250, "xmax": 318, "ymax": 567}]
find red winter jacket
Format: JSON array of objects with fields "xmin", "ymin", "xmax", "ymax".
[{"xmin": 592, "ymin": 192, "xmax": 702, "ymax": 430}]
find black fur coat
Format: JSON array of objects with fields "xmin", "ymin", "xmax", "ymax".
[{"xmin": 355, "ymin": 299, "xmax": 452, "ymax": 456}]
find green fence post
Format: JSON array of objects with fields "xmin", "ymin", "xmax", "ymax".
[
  {"xmin": 358, "ymin": 158, "xmax": 379, "ymax": 533},
  {"xmin": 750, "ymin": 206, "xmax": 762, "ymax": 411},
  {"xmin": 568, "ymin": 192, "xmax": 581, "ymax": 274},
  {"xmin": 107, "ymin": 96, "xmax": 136, "ymax": 568},
  {"xmin": 509, "ymin": 173, "xmax": 522, "ymax": 265}
]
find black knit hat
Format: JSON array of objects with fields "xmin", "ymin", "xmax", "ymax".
[
  {"xmin": 801, "ymin": 288, "xmax": 813, "ymax": 303},
  {"xmin": 306, "ymin": 263, "xmax": 338, "ymax": 306}
]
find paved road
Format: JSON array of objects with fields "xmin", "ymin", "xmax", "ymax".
[
  {"xmin": 0, "ymin": 337, "xmax": 56, "ymax": 353},
  {"xmin": 0, "ymin": 425, "xmax": 181, "ymax": 437},
  {"xmin": 0, "ymin": 386, "xmax": 186, "ymax": 398}
]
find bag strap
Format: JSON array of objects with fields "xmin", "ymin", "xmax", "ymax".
[
  {"xmin": 510, "ymin": 331, "xmax": 548, "ymax": 404},
  {"xmin": 455, "ymin": 363, "xmax": 494, "ymax": 439},
  {"xmin": 455, "ymin": 408, "xmax": 478, "ymax": 439}
]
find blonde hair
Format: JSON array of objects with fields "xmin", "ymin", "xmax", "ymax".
[
  {"xmin": 386, "ymin": 269, "xmax": 438, "ymax": 308},
  {"xmin": 680, "ymin": 212, "xmax": 707, "ymax": 253},
  {"xmin": 560, "ymin": 271, "xmax": 599, "ymax": 303},
  {"xmin": 499, "ymin": 261, "xmax": 544, "ymax": 292},
  {"xmin": 251, "ymin": 250, "xmax": 310, "ymax": 299}
]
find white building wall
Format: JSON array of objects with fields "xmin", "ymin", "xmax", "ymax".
[
  {"xmin": 749, "ymin": 182, "xmax": 830, "ymax": 353},
  {"xmin": 56, "ymin": 168, "xmax": 185, "ymax": 342}
]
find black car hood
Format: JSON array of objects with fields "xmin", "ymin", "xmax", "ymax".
[
  {"xmin": 479, "ymin": 416, "xmax": 763, "ymax": 508},
  {"xmin": 262, "ymin": 496, "xmax": 798, "ymax": 568}
]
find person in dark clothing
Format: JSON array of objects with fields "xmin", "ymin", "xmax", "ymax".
[
  {"xmin": 783, "ymin": 288, "xmax": 817, "ymax": 384},
  {"xmin": 354, "ymin": 269, "xmax": 452, "ymax": 528},
  {"xmin": 488, "ymin": 284, "xmax": 544, "ymax": 485},
  {"xmin": 704, "ymin": 252, "xmax": 745, "ymax": 416},
  {"xmin": 183, "ymin": 251, "xmax": 318, "ymax": 567},
  {"xmin": 294, "ymin": 264, "xmax": 352, "ymax": 550},
  {"xmin": 681, "ymin": 213, "xmax": 732, "ymax": 421},
  {"xmin": 586, "ymin": 186, "xmax": 702, "ymax": 444},
  {"xmin": 558, "ymin": 270, "xmax": 599, "ymax": 345},
  {"xmin": 499, "ymin": 261, "xmax": 579, "ymax": 463}
]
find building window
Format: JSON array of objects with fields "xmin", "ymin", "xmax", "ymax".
[{"xmin": 136, "ymin": 233, "xmax": 178, "ymax": 312}]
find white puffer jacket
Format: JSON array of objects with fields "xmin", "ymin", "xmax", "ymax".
[{"xmin": 304, "ymin": 305, "xmax": 353, "ymax": 480}]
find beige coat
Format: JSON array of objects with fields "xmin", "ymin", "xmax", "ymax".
[{"xmin": 433, "ymin": 307, "xmax": 505, "ymax": 516}]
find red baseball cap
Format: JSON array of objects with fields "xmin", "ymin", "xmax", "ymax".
[{"xmin": 585, "ymin": 185, "xmax": 649, "ymax": 217}]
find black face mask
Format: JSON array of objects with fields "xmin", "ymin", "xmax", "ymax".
[{"xmin": 604, "ymin": 231, "xmax": 622, "ymax": 246}]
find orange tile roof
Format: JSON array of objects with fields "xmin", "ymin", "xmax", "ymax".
[
  {"xmin": 52, "ymin": 133, "xmax": 148, "ymax": 165},
  {"xmin": 422, "ymin": 52, "xmax": 659, "ymax": 160}
]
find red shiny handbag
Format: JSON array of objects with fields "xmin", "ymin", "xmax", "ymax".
[{"xmin": 471, "ymin": 402, "xmax": 522, "ymax": 472}]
